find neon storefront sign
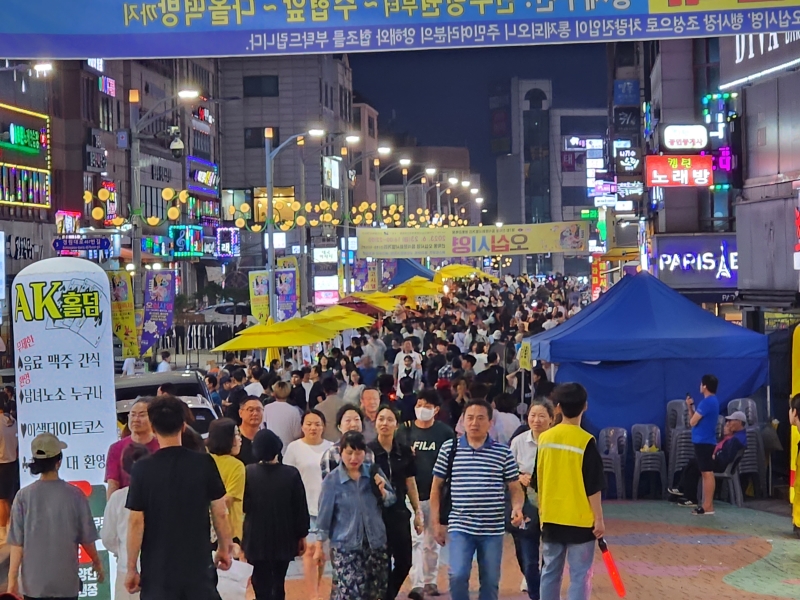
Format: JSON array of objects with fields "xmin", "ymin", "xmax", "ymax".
[{"xmin": 654, "ymin": 234, "xmax": 738, "ymax": 289}]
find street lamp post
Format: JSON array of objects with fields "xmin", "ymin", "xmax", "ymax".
[
  {"xmin": 264, "ymin": 127, "xmax": 325, "ymax": 320},
  {"xmin": 129, "ymin": 88, "xmax": 199, "ymax": 310}
]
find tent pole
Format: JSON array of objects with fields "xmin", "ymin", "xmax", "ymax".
[{"xmin": 767, "ymin": 384, "xmax": 772, "ymax": 496}]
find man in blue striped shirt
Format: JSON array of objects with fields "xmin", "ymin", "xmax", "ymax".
[{"xmin": 430, "ymin": 399, "xmax": 524, "ymax": 600}]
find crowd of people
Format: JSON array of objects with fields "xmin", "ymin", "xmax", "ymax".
[{"xmin": 5, "ymin": 274, "xmax": 615, "ymax": 600}]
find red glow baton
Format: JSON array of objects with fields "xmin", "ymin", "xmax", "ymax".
[{"xmin": 598, "ymin": 537, "xmax": 626, "ymax": 598}]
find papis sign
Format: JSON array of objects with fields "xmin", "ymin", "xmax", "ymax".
[{"xmin": 12, "ymin": 257, "xmax": 118, "ymax": 490}]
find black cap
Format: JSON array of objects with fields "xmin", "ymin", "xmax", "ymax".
[{"xmin": 252, "ymin": 429, "xmax": 283, "ymax": 462}]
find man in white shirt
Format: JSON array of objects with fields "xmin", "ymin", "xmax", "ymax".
[
  {"xmin": 156, "ymin": 351, "xmax": 172, "ymax": 373},
  {"xmin": 244, "ymin": 365, "xmax": 265, "ymax": 397},
  {"xmin": 542, "ymin": 314, "xmax": 560, "ymax": 331},
  {"xmin": 393, "ymin": 339, "xmax": 422, "ymax": 381},
  {"xmin": 472, "ymin": 343, "xmax": 488, "ymax": 375},
  {"xmin": 365, "ymin": 333, "xmax": 387, "ymax": 368},
  {"xmin": 262, "ymin": 381, "xmax": 302, "ymax": 449}
]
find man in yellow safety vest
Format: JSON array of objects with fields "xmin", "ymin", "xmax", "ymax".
[{"xmin": 536, "ymin": 383, "xmax": 606, "ymax": 600}]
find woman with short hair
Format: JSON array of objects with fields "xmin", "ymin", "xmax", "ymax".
[
  {"xmin": 207, "ymin": 418, "xmax": 245, "ymax": 545},
  {"xmin": 315, "ymin": 431, "xmax": 396, "ymax": 600}
]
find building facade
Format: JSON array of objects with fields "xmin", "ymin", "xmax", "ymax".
[
  {"xmin": 493, "ymin": 78, "xmax": 603, "ymax": 276},
  {"xmin": 219, "ymin": 55, "xmax": 353, "ymax": 307}
]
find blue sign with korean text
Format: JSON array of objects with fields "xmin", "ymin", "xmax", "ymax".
[
  {"xmin": 52, "ymin": 237, "xmax": 111, "ymax": 252},
  {"xmin": 613, "ymin": 79, "xmax": 640, "ymax": 106},
  {"xmin": 1, "ymin": 1, "xmax": 800, "ymax": 57}
]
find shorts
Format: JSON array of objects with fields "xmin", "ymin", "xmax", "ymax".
[
  {"xmin": 0, "ymin": 460, "xmax": 19, "ymax": 500},
  {"xmin": 694, "ymin": 443, "xmax": 716, "ymax": 472}
]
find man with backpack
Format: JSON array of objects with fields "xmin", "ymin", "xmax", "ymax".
[{"xmin": 429, "ymin": 399, "xmax": 523, "ymax": 600}]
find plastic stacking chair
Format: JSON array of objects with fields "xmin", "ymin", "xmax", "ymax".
[
  {"xmin": 598, "ymin": 427, "xmax": 628, "ymax": 500},
  {"xmin": 738, "ymin": 426, "xmax": 767, "ymax": 498},
  {"xmin": 631, "ymin": 424, "xmax": 668, "ymax": 500},
  {"xmin": 668, "ymin": 428, "xmax": 695, "ymax": 487},
  {"xmin": 665, "ymin": 399, "xmax": 690, "ymax": 450},
  {"xmin": 728, "ymin": 398, "xmax": 759, "ymax": 426},
  {"xmin": 715, "ymin": 415, "xmax": 726, "ymax": 442},
  {"xmin": 698, "ymin": 449, "xmax": 746, "ymax": 507}
]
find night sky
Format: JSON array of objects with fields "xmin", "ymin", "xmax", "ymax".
[{"xmin": 350, "ymin": 43, "xmax": 608, "ymax": 219}]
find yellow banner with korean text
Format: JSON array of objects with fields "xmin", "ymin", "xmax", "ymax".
[
  {"xmin": 108, "ymin": 271, "xmax": 139, "ymax": 358},
  {"xmin": 356, "ymin": 222, "xmax": 589, "ymax": 260},
  {"xmin": 249, "ymin": 270, "xmax": 271, "ymax": 324}
]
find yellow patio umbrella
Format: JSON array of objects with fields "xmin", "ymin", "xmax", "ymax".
[
  {"xmin": 390, "ymin": 276, "xmax": 442, "ymax": 298},
  {"xmin": 212, "ymin": 323, "xmax": 336, "ymax": 352},
  {"xmin": 306, "ymin": 306, "xmax": 375, "ymax": 329},
  {"xmin": 434, "ymin": 264, "xmax": 500, "ymax": 283},
  {"xmin": 353, "ymin": 290, "xmax": 393, "ymax": 300},
  {"xmin": 343, "ymin": 294, "xmax": 399, "ymax": 312}
]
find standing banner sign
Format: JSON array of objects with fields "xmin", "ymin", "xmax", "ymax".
[
  {"xmin": 249, "ymin": 270, "xmax": 271, "ymax": 324},
  {"xmin": 357, "ymin": 222, "xmax": 589, "ymax": 260},
  {"xmin": 275, "ymin": 268, "xmax": 299, "ymax": 322},
  {"xmin": 108, "ymin": 271, "xmax": 139, "ymax": 358},
  {"xmin": 141, "ymin": 271, "xmax": 175, "ymax": 356},
  {"xmin": 1, "ymin": 1, "xmax": 798, "ymax": 59},
  {"xmin": 12, "ymin": 257, "xmax": 117, "ymax": 598}
]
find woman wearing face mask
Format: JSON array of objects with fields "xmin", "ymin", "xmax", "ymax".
[
  {"xmin": 368, "ymin": 405, "xmax": 422, "ymax": 600},
  {"xmin": 315, "ymin": 431, "xmax": 396, "ymax": 600},
  {"xmin": 508, "ymin": 398, "xmax": 555, "ymax": 599},
  {"xmin": 320, "ymin": 405, "xmax": 376, "ymax": 480}
]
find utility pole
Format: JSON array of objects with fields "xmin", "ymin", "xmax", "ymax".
[{"xmin": 265, "ymin": 129, "xmax": 277, "ymax": 320}]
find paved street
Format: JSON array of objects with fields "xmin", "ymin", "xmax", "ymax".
[{"xmin": 281, "ymin": 501, "xmax": 800, "ymax": 600}]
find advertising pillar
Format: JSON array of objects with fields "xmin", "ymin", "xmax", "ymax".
[{"xmin": 12, "ymin": 257, "xmax": 118, "ymax": 598}]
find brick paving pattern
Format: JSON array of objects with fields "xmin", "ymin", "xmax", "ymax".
[{"xmin": 278, "ymin": 501, "xmax": 800, "ymax": 600}]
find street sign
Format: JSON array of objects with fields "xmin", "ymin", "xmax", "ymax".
[{"xmin": 53, "ymin": 237, "xmax": 111, "ymax": 252}]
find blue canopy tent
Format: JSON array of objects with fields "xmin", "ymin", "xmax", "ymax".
[
  {"xmin": 388, "ymin": 259, "xmax": 435, "ymax": 286},
  {"xmin": 525, "ymin": 272, "xmax": 769, "ymax": 434}
]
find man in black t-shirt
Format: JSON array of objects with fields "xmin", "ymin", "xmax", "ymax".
[
  {"xmin": 401, "ymin": 389, "xmax": 455, "ymax": 600},
  {"xmin": 476, "ymin": 351, "xmax": 506, "ymax": 403},
  {"xmin": 224, "ymin": 369, "xmax": 248, "ymax": 423},
  {"xmin": 126, "ymin": 395, "xmax": 233, "ymax": 600}
]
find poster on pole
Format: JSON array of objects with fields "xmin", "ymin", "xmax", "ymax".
[
  {"xmin": 108, "ymin": 271, "xmax": 139, "ymax": 358},
  {"xmin": 249, "ymin": 270, "xmax": 271, "ymax": 324},
  {"xmin": 277, "ymin": 256, "xmax": 301, "ymax": 312},
  {"xmin": 12, "ymin": 257, "xmax": 118, "ymax": 598},
  {"xmin": 141, "ymin": 271, "xmax": 175, "ymax": 356},
  {"xmin": 275, "ymin": 268, "xmax": 299, "ymax": 322}
]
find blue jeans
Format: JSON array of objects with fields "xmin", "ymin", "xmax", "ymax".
[
  {"xmin": 539, "ymin": 540, "xmax": 595, "ymax": 600},
  {"xmin": 513, "ymin": 530, "xmax": 541, "ymax": 600},
  {"xmin": 448, "ymin": 531, "xmax": 505, "ymax": 600}
]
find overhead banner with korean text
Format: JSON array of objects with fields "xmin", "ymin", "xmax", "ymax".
[
  {"xmin": 12, "ymin": 257, "xmax": 118, "ymax": 599},
  {"xmin": 108, "ymin": 271, "xmax": 139, "ymax": 358},
  {"xmin": 249, "ymin": 270, "xmax": 271, "ymax": 324},
  {"xmin": 356, "ymin": 222, "xmax": 589, "ymax": 260},
  {"xmin": 2, "ymin": 1, "xmax": 800, "ymax": 58}
]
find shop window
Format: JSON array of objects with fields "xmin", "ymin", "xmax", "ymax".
[
  {"xmin": 243, "ymin": 75, "xmax": 279, "ymax": 97},
  {"xmin": 245, "ymin": 127, "xmax": 279, "ymax": 149}
]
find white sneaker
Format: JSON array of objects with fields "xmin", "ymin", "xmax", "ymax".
[{"xmin": 520, "ymin": 578, "xmax": 528, "ymax": 592}]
